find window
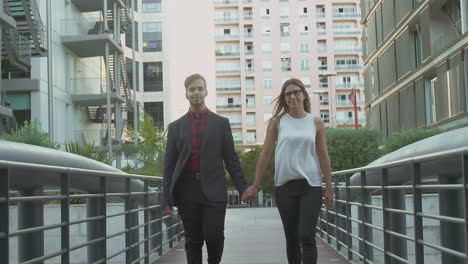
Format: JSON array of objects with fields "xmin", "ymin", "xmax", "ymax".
[
  {"xmin": 125, "ymin": 22, "xmax": 139, "ymax": 50},
  {"xmin": 126, "ymin": 59, "xmax": 140, "ymax": 91},
  {"xmin": 143, "ymin": 62, "xmax": 163, "ymax": 91},
  {"xmin": 299, "ymin": 24, "xmax": 309, "ymax": 35},
  {"xmin": 300, "ymin": 42, "xmax": 309, "ymax": 53},
  {"xmin": 301, "ymin": 77, "xmax": 311, "ymax": 88},
  {"xmin": 263, "ymin": 78, "xmax": 273, "ymax": 89},
  {"xmin": 144, "ymin": 102, "xmax": 164, "ymax": 127},
  {"xmin": 263, "ymin": 95, "xmax": 273, "ymax": 106},
  {"xmin": 299, "ymin": 7, "xmax": 308, "ymax": 16},
  {"xmin": 300, "ymin": 59, "xmax": 310, "ymax": 71},
  {"xmin": 281, "ymin": 58, "xmax": 291, "ymax": 71},
  {"xmin": 246, "ymin": 95, "xmax": 256, "ymax": 108},
  {"xmin": 262, "ymin": 25, "xmax": 271, "ymax": 36},
  {"xmin": 246, "ymin": 113, "xmax": 256, "ymax": 127},
  {"xmin": 262, "ymin": 43, "xmax": 272, "ymax": 54},
  {"xmin": 263, "ymin": 60, "xmax": 272, "ymax": 72},
  {"xmin": 280, "ymin": 7, "xmax": 289, "ymax": 18},
  {"xmin": 142, "ymin": 0, "xmax": 161, "ymax": 13},
  {"xmin": 414, "ymin": 25, "xmax": 423, "ymax": 67},
  {"xmin": 280, "ymin": 23, "xmax": 290, "ymax": 36},
  {"xmin": 143, "ymin": 22, "xmax": 162, "ymax": 52},
  {"xmin": 245, "ymin": 59, "xmax": 254, "ymax": 72},
  {"xmin": 245, "ymin": 78, "xmax": 255, "ymax": 91},
  {"xmin": 247, "ymin": 130, "xmax": 256, "ymax": 144},
  {"xmin": 262, "ymin": 8, "xmax": 271, "ymax": 17},
  {"xmin": 280, "ymin": 42, "xmax": 291, "ymax": 54}
]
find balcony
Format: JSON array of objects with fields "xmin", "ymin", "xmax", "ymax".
[
  {"xmin": 216, "ymin": 104, "xmax": 242, "ymax": 110},
  {"xmin": 244, "ymin": 32, "xmax": 253, "ymax": 38},
  {"xmin": 244, "ymin": 15, "xmax": 252, "ymax": 21},
  {"xmin": 61, "ymin": 19, "xmax": 122, "ymax": 58},
  {"xmin": 317, "ymin": 29, "xmax": 326, "ymax": 35},
  {"xmin": 245, "ymin": 50, "xmax": 254, "ymax": 56},
  {"xmin": 245, "ymin": 67, "xmax": 255, "ymax": 73},
  {"xmin": 335, "ymin": 65, "xmax": 363, "ymax": 71},
  {"xmin": 280, "ymin": 32, "xmax": 290, "ymax": 37},
  {"xmin": 216, "ymin": 69, "xmax": 241, "ymax": 76},
  {"xmin": 336, "ymin": 82, "xmax": 364, "ymax": 89},
  {"xmin": 243, "ymin": 0, "xmax": 252, "ymax": 3},
  {"xmin": 320, "ymin": 100, "xmax": 329, "ymax": 106},
  {"xmin": 336, "ymin": 100, "xmax": 353, "ymax": 107},
  {"xmin": 214, "ymin": 0, "xmax": 239, "ymax": 7},
  {"xmin": 71, "ymin": 78, "xmax": 125, "ymax": 106},
  {"xmin": 332, "ymin": 12, "xmax": 361, "ymax": 19},
  {"xmin": 71, "ymin": 0, "xmax": 124, "ymax": 12},
  {"xmin": 230, "ymin": 122, "xmax": 242, "ymax": 128},
  {"xmin": 334, "ymin": 47, "xmax": 362, "ymax": 53},
  {"xmin": 216, "ymin": 86, "xmax": 241, "ymax": 93},
  {"xmin": 214, "ymin": 17, "xmax": 239, "ymax": 25},
  {"xmin": 215, "ymin": 34, "xmax": 239, "ymax": 41},
  {"xmin": 333, "ymin": 29, "xmax": 361, "ymax": 36},
  {"xmin": 318, "ymin": 47, "xmax": 327, "ymax": 53}
]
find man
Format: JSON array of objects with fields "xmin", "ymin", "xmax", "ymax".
[{"xmin": 162, "ymin": 73, "xmax": 249, "ymax": 264}]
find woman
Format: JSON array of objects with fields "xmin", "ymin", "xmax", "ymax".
[{"xmin": 242, "ymin": 78, "xmax": 333, "ymax": 264}]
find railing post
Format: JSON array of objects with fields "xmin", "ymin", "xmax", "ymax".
[
  {"xmin": 381, "ymin": 168, "xmax": 391, "ymax": 264},
  {"xmin": 60, "ymin": 173, "xmax": 70, "ymax": 264},
  {"xmin": 18, "ymin": 186, "xmax": 44, "ymax": 263},
  {"xmin": 439, "ymin": 173, "xmax": 465, "ymax": 264},
  {"xmin": 125, "ymin": 178, "xmax": 133, "ymax": 263},
  {"xmin": 86, "ymin": 177, "xmax": 106, "ymax": 263},
  {"xmin": 358, "ymin": 171, "xmax": 373, "ymax": 261},
  {"xmin": 345, "ymin": 174, "xmax": 353, "ymax": 260},
  {"xmin": 463, "ymin": 152, "xmax": 468, "ymax": 264},
  {"xmin": 334, "ymin": 175, "xmax": 341, "ymax": 251},
  {"xmin": 412, "ymin": 163, "xmax": 424, "ymax": 264},
  {"xmin": 144, "ymin": 180, "xmax": 149, "ymax": 264},
  {"xmin": 0, "ymin": 167, "xmax": 10, "ymax": 264}
]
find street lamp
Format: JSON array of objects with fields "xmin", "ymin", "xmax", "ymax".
[{"xmin": 315, "ymin": 72, "xmax": 336, "ymax": 127}]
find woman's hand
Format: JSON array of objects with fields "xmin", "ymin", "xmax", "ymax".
[
  {"xmin": 242, "ymin": 185, "xmax": 259, "ymax": 202},
  {"xmin": 324, "ymin": 185, "xmax": 334, "ymax": 209}
]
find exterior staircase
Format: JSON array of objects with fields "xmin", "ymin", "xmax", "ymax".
[{"xmin": 5, "ymin": 0, "xmax": 47, "ymax": 56}]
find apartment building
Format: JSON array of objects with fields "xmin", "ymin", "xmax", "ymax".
[
  {"xmin": 362, "ymin": 0, "xmax": 467, "ymax": 139},
  {"xmin": 124, "ymin": 0, "xmax": 216, "ymax": 129},
  {"xmin": 214, "ymin": 0, "xmax": 366, "ymax": 146}
]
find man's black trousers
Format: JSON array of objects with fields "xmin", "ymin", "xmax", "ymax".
[{"xmin": 174, "ymin": 172, "xmax": 227, "ymax": 264}]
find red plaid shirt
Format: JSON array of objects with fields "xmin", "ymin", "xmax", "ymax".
[{"xmin": 185, "ymin": 108, "xmax": 208, "ymax": 172}]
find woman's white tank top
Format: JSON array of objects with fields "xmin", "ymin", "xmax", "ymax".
[{"xmin": 274, "ymin": 113, "xmax": 322, "ymax": 186}]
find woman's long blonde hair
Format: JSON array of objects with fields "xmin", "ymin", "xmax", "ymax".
[{"xmin": 272, "ymin": 78, "xmax": 311, "ymax": 118}]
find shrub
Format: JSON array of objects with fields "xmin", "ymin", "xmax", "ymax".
[
  {"xmin": 326, "ymin": 128, "xmax": 381, "ymax": 172},
  {"xmin": 0, "ymin": 120, "xmax": 59, "ymax": 149},
  {"xmin": 381, "ymin": 128, "xmax": 443, "ymax": 155},
  {"xmin": 64, "ymin": 141, "xmax": 113, "ymax": 165}
]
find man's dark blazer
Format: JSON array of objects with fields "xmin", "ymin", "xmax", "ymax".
[{"xmin": 162, "ymin": 110, "xmax": 249, "ymax": 207}]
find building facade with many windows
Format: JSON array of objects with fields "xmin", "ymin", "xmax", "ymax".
[
  {"xmin": 214, "ymin": 0, "xmax": 366, "ymax": 147},
  {"xmin": 362, "ymin": 0, "xmax": 467, "ymax": 139}
]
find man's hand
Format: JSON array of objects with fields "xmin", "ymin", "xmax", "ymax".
[
  {"xmin": 163, "ymin": 205, "xmax": 174, "ymax": 216},
  {"xmin": 242, "ymin": 185, "xmax": 259, "ymax": 202},
  {"xmin": 324, "ymin": 186, "xmax": 334, "ymax": 209}
]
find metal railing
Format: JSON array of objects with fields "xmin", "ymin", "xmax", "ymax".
[
  {"xmin": 0, "ymin": 160, "xmax": 184, "ymax": 264},
  {"xmin": 7, "ymin": 29, "xmax": 31, "ymax": 66},
  {"xmin": 318, "ymin": 146, "xmax": 468, "ymax": 264}
]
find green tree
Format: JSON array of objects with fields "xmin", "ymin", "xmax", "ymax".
[
  {"xmin": 239, "ymin": 146, "xmax": 275, "ymax": 194},
  {"xmin": 381, "ymin": 127, "xmax": 442, "ymax": 155},
  {"xmin": 123, "ymin": 114, "xmax": 167, "ymax": 176},
  {"xmin": 0, "ymin": 120, "xmax": 59, "ymax": 149}
]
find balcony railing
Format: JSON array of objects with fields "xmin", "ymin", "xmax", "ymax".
[
  {"xmin": 317, "ymin": 29, "xmax": 327, "ymax": 35},
  {"xmin": 216, "ymin": 86, "xmax": 241, "ymax": 92},
  {"xmin": 71, "ymin": 78, "xmax": 107, "ymax": 95},
  {"xmin": 316, "ymin": 13, "xmax": 326, "ymax": 18},
  {"xmin": 244, "ymin": 15, "xmax": 252, "ymax": 20},
  {"xmin": 216, "ymin": 51, "xmax": 240, "ymax": 57},
  {"xmin": 318, "ymin": 47, "xmax": 327, "ymax": 53},
  {"xmin": 333, "ymin": 29, "xmax": 361, "ymax": 36},
  {"xmin": 319, "ymin": 65, "xmax": 328, "ymax": 70},
  {"xmin": 216, "ymin": 104, "xmax": 242, "ymax": 109},
  {"xmin": 336, "ymin": 83, "xmax": 364, "ymax": 89},
  {"xmin": 334, "ymin": 47, "xmax": 362, "ymax": 53},
  {"xmin": 244, "ymin": 33, "xmax": 253, "ymax": 38},
  {"xmin": 230, "ymin": 122, "xmax": 242, "ymax": 127},
  {"xmin": 245, "ymin": 67, "xmax": 254, "ymax": 73},
  {"xmin": 214, "ymin": 17, "xmax": 239, "ymax": 23},
  {"xmin": 332, "ymin": 12, "xmax": 361, "ymax": 18},
  {"xmin": 335, "ymin": 65, "xmax": 363, "ymax": 71},
  {"xmin": 280, "ymin": 32, "xmax": 290, "ymax": 37},
  {"xmin": 336, "ymin": 100, "xmax": 353, "ymax": 106},
  {"xmin": 245, "ymin": 50, "xmax": 254, "ymax": 55},
  {"xmin": 216, "ymin": 69, "xmax": 241, "ymax": 75},
  {"xmin": 60, "ymin": 18, "xmax": 110, "ymax": 36},
  {"xmin": 215, "ymin": 34, "xmax": 239, "ymax": 41},
  {"xmin": 320, "ymin": 101, "xmax": 329, "ymax": 106},
  {"xmin": 243, "ymin": 0, "xmax": 252, "ymax": 3},
  {"xmin": 214, "ymin": 0, "xmax": 239, "ymax": 7}
]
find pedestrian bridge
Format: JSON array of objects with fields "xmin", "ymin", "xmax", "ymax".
[{"xmin": 0, "ymin": 139, "xmax": 467, "ymax": 263}]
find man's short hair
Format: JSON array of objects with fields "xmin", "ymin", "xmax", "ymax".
[{"xmin": 184, "ymin": 73, "xmax": 207, "ymax": 89}]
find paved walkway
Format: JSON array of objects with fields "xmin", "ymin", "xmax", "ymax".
[{"xmin": 154, "ymin": 208, "xmax": 349, "ymax": 264}]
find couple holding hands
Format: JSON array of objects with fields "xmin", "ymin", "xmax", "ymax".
[{"xmin": 162, "ymin": 73, "xmax": 334, "ymax": 264}]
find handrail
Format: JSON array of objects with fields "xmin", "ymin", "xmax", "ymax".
[
  {"xmin": 0, "ymin": 159, "xmax": 183, "ymax": 263},
  {"xmin": 318, "ymin": 145, "xmax": 468, "ymax": 263}
]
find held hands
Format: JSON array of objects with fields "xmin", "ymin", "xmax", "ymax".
[
  {"xmin": 163, "ymin": 205, "xmax": 174, "ymax": 216},
  {"xmin": 241, "ymin": 185, "xmax": 259, "ymax": 202},
  {"xmin": 324, "ymin": 185, "xmax": 334, "ymax": 209}
]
